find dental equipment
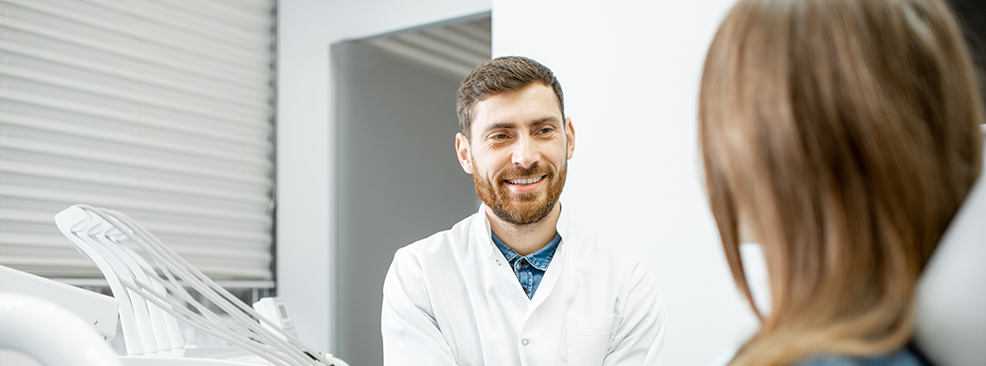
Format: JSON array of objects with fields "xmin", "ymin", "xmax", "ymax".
[{"xmin": 56, "ymin": 204, "xmax": 347, "ymax": 366}]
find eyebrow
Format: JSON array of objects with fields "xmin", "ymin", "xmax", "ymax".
[{"xmin": 481, "ymin": 117, "xmax": 560, "ymax": 134}]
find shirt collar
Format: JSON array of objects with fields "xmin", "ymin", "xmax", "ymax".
[
  {"xmin": 491, "ymin": 233, "xmax": 521, "ymax": 262},
  {"xmin": 491, "ymin": 232, "xmax": 561, "ymax": 271}
]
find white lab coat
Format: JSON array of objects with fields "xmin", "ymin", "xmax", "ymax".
[{"xmin": 381, "ymin": 204, "xmax": 666, "ymax": 366}]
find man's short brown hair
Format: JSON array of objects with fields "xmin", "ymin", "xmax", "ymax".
[{"xmin": 456, "ymin": 56, "xmax": 564, "ymax": 139}]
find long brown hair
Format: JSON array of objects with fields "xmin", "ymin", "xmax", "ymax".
[{"xmin": 698, "ymin": 0, "xmax": 984, "ymax": 364}]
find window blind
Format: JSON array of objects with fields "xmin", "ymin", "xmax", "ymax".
[{"xmin": 0, "ymin": 0, "xmax": 276, "ymax": 281}]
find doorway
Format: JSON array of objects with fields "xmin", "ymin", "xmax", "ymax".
[{"xmin": 332, "ymin": 14, "xmax": 490, "ymax": 366}]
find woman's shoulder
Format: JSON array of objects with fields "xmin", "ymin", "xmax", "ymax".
[{"xmin": 796, "ymin": 347, "xmax": 930, "ymax": 366}]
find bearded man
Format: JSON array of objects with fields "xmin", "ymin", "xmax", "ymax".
[{"xmin": 381, "ymin": 56, "xmax": 667, "ymax": 366}]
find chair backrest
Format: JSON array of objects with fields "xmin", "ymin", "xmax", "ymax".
[{"xmin": 913, "ymin": 127, "xmax": 986, "ymax": 366}]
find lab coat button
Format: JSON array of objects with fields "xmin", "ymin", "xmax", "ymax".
[
  {"xmin": 496, "ymin": 259, "xmax": 501, "ymax": 266},
  {"xmin": 521, "ymin": 338, "xmax": 529, "ymax": 346}
]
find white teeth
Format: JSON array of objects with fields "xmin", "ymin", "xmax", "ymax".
[{"xmin": 507, "ymin": 176, "xmax": 544, "ymax": 185}]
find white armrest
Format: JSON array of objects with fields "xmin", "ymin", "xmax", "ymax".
[
  {"xmin": 0, "ymin": 264, "xmax": 118, "ymax": 339},
  {"xmin": 0, "ymin": 293, "xmax": 122, "ymax": 366}
]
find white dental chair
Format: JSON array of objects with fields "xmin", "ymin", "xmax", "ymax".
[{"xmin": 912, "ymin": 125, "xmax": 986, "ymax": 366}]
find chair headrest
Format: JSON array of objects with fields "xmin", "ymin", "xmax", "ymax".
[{"xmin": 913, "ymin": 130, "xmax": 986, "ymax": 366}]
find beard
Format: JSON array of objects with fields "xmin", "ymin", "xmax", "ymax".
[{"xmin": 473, "ymin": 160, "xmax": 567, "ymax": 226}]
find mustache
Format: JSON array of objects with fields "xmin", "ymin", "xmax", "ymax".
[{"xmin": 496, "ymin": 163, "xmax": 552, "ymax": 181}]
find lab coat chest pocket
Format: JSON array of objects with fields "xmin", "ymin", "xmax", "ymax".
[{"xmin": 566, "ymin": 315, "xmax": 619, "ymax": 366}]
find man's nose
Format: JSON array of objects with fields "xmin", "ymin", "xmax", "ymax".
[{"xmin": 510, "ymin": 135, "xmax": 539, "ymax": 168}]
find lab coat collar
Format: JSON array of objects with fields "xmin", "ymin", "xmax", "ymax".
[
  {"xmin": 476, "ymin": 202, "xmax": 573, "ymax": 313},
  {"xmin": 476, "ymin": 202, "xmax": 573, "ymax": 261}
]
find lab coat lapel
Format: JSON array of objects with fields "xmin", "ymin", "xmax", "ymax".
[
  {"xmin": 474, "ymin": 204, "xmax": 531, "ymax": 303},
  {"xmin": 525, "ymin": 206, "xmax": 573, "ymax": 317}
]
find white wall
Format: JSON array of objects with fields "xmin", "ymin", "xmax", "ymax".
[
  {"xmin": 277, "ymin": 0, "xmax": 491, "ymax": 353},
  {"xmin": 492, "ymin": 1, "xmax": 755, "ymax": 365}
]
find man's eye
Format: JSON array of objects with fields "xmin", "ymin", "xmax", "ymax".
[
  {"xmin": 537, "ymin": 127, "xmax": 553, "ymax": 134},
  {"xmin": 491, "ymin": 133, "xmax": 509, "ymax": 140}
]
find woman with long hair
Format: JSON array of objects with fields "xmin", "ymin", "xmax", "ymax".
[{"xmin": 699, "ymin": 0, "xmax": 984, "ymax": 364}]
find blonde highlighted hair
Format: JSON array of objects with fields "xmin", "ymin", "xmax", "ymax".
[{"xmin": 699, "ymin": 0, "xmax": 984, "ymax": 364}]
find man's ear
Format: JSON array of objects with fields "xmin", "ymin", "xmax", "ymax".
[
  {"xmin": 455, "ymin": 132, "xmax": 474, "ymax": 174},
  {"xmin": 565, "ymin": 117, "xmax": 575, "ymax": 160}
]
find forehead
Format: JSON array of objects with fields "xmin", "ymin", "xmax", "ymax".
[{"xmin": 471, "ymin": 83, "xmax": 562, "ymax": 130}]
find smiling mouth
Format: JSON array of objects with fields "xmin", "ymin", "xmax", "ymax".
[{"xmin": 505, "ymin": 175, "xmax": 545, "ymax": 185}]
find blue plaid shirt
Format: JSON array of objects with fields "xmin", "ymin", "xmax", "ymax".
[{"xmin": 492, "ymin": 232, "xmax": 562, "ymax": 300}]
